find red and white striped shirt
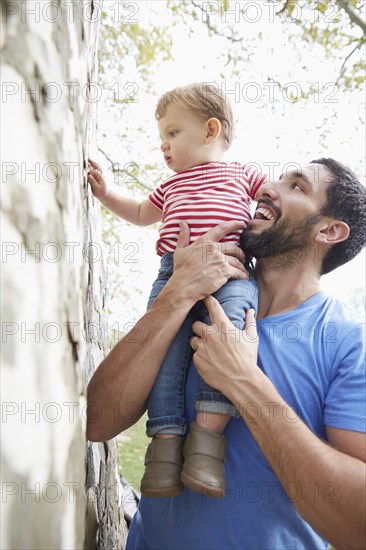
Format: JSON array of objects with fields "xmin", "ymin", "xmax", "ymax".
[{"xmin": 149, "ymin": 162, "xmax": 266, "ymax": 256}]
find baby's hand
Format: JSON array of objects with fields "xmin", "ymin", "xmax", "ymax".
[{"xmin": 88, "ymin": 159, "xmax": 108, "ymax": 201}]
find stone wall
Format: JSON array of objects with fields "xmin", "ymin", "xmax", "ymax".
[{"xmin": 1, "ymin": 1, "xmax": 126, "ymax": 548}]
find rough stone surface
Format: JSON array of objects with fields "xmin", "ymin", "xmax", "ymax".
[{"xmin": 1, "ymin": 1, "xmax": 127, "ymax": 548}]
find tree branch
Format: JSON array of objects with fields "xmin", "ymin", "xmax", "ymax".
[
  {"xmin": 336, "ymin": 0, "xmax": 366, "ymax": 34},
  {"xmin": 191, "ymin": 0, "xmax": 242, "ymax": 43},
  {"xmin": 276, "ymin": 0, "xmax": 295, "ymax": 16},
  {"xmin": 335, "ymin": 39, "xmax": 364, "ymax": 87},
  {"xmin": 98, "ymin": 146, "xmax": 117, "ymax": 170},
  {"xmin": 98, "ymin": 147, "xmax": 154, "ymax": 192}
]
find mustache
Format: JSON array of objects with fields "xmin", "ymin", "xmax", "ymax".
[{"xmin": 256, "ymin": 199, "xmax": 282, "ymax": 222}]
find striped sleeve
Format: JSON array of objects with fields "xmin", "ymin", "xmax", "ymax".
[
  {"xmin": 148, "ymin": 183, "xmax": 164, "ymax": 211},
  {"xmin": 244, "ymin": 164, "xmax": 267, "ymax": 199}
]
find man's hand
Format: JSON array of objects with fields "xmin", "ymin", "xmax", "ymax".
[
  {"xmin": 88, "ymin": 158, "xmax": 109, "ymax": 201},
  {"xmin": 171, "ymin": 221, "xmax": 249, "ymax": 304},
  {"xmin": 190, "ymin": 295, "xmax": 259, "ymax": 401},
  {"xmin": 191, "ymin": 298, "xmax": 366, "ymax": 550}
]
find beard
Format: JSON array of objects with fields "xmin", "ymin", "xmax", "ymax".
[{"xmin": 240, "ymin": 211, "xmax": 321, "ymax": 261}]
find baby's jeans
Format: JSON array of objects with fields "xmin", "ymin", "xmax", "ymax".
[{"xmin": 145, "ymin": 253, "xmax": 258, "ymax": 437}]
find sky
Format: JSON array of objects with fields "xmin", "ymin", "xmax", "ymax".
[{"xmin": 98, "ymin": 1, "xmax": 365, "ymax": 326}]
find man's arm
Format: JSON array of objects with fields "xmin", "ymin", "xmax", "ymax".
[
  {"xmin": 192, "ymin": 297, "xmax": 366, "ymax": 550},
  {"xmin": 86, "ymin": 221, "xmax": 247, "ymax": 442}
]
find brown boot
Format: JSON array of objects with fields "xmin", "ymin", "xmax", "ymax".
[
  {"xmin": 181, "ymin": 422, "xmax": 227, "ymax": 498},
  {"xmin": 140, "ymin": 436, "xmax": 184, "ymax": 498}
]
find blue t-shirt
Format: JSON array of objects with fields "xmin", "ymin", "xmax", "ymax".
[{"xmin": 127, "ymin": 292, "xmax": 365, "ymax": 550}]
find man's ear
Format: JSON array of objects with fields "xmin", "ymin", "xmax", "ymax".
[
  {"xmin": 315, "ymin": 219, "xmax": 350, "ymax": 246},
  {"xmin": 205, "ymin": 118, "xmax": 222, "ymax": 144}
]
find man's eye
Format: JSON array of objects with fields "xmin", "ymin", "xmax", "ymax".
[{"xmin": 291, "ymin": 182, "xmax": 303, "ymax": 191}]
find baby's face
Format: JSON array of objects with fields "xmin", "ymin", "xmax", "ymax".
[{"xmin": 158, "ymin": 103, "xmax": 208, "ymax": 173}]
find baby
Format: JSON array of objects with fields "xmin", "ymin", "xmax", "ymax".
[{"xmin": 88, "ymin": 82, "xmax": 266, "ymax": 499}]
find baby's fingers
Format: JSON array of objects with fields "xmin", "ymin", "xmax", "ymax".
[
  {"xmin": 88, "ymin": 158, "xmax": 101, "ymax": 170},
  {"xmin": 88, "ymin": 169, "xmax": 103, "ymax": 183}
]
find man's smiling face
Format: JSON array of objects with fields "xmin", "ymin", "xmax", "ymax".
[{"xmin": 240, "ymin": 164, "xmax": 331, "ymax": 259}]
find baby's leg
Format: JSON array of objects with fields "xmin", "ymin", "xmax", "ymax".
[
  {"xmin": 142, "ymin": 254, "xmax": 197, "ymax": 497},
  {"xmin": 196, "ymin": 275, "xmax": 258, "ymax": 420},
  {"xmin": 141, "ymin": 314, "xmax": 194, "ymax": 498},
  {"xmin": 142, "ymin": 311, "xmax": 197, "ymax": 498},
  {"xmin": 181, "ymin": 276, "xmax": 258, "ymax": 498},
  {"xmin": 196, "ymin": 410, "xmax": 229, "ymax": 432}
]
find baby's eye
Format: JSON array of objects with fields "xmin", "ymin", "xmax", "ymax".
[{"xmin": 169, "ymin": 131, "xmax": 178, "ymax": 137}]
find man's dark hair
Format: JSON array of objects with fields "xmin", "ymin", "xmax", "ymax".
[{"xmin": 311, "ymin": 158, "xmax": 366, "ymax": 275}]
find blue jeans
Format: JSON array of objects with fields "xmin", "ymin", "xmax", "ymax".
[{"xmin": 146, "ymin": 253, "xmax": 258, "ymax": 437}]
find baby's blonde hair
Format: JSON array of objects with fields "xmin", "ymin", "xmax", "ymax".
[{"xmin": 155, "ymin": 82, "xmax": 235, "ymax": 150}]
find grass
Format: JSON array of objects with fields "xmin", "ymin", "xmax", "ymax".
[{"xmin": 117, "ymin": 413, "xmax": 149, "ymax": 493}]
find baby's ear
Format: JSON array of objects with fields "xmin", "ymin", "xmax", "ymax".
[{"xmin": 205, "ymin": 118, "xmax": 222, "ymax": 143}]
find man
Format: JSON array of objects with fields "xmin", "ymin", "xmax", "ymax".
[{"xmin": 87, "ymin": 158, "xmax": 366, "ymax": 550}]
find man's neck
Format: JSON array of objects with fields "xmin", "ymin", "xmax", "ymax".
[{"xmin": 255, "ymin": 256, "xmax": 321, "ymax": 320}]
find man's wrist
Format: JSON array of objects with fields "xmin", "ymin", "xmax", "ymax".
[
  {"xmin": 162, "ymin": 274, "xmax": 198, "ymax": 311},
  {"xmin": 229, "ymin": 368, "xmax": 282, "ymax": 422}
]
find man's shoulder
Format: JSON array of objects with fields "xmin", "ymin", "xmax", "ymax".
[
  {"xmin": 258, "ymin": 291, "xmax": 364, "ymax": 342},
  {"xmin": 300, "ymin": 292, "xmax": 365, "ymax": 352},
  {"xmin": 318, "ymin": 293, "xmax": 364, "ymax": 328}
]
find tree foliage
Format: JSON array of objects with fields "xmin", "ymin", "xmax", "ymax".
[
  {"xmin": 98, "ymin": 0, "xmax": 365, "ymax": 179},
  {"xmin": 167, "ymin": 0, "xmax": 365, "ymax": 91}
]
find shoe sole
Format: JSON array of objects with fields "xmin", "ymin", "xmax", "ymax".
[
  {"xmin": 180, "ymin": 471, "xmax": 225, "ymax": 499},
  {"xmin": 141, "ymin": 485, "xmax": 183, "ymax": 498}
]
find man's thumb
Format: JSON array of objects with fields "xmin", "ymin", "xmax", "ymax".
[{"xmin": 176, "ymin": 221, "xmax": 190, "ymax": 249}]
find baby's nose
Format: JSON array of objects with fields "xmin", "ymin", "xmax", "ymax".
[{"xmin": 161, "ymin": 141, "xmax": 169, "ymax": 152}]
